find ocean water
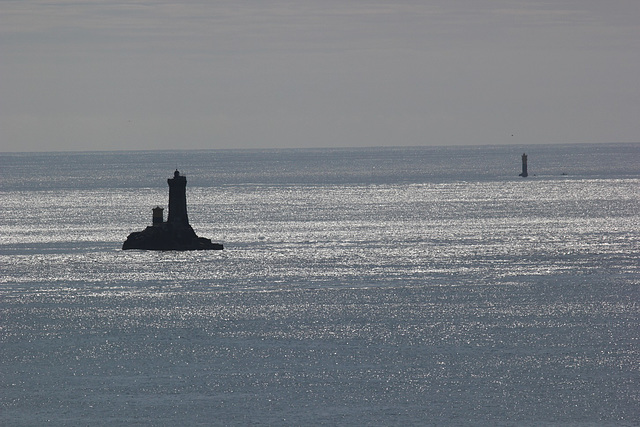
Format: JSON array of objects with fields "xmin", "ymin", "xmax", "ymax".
[{"xmin": 1, "ymin": 143, "xmax": 639, "ymax": 426}]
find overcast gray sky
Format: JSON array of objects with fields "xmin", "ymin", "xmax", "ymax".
[{"xmin": 1, "ymin": 0, "xmax": 639, "ymax": 152}]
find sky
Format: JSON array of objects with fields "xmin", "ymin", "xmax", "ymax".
[{"xmin": 1, "ymin": 0, "xmax": 639, "ymax": 152}]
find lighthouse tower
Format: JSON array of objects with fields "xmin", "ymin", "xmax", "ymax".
[
  {"xmin": 519, "ymin": 153, "xmax": 528, "ymax": 177},
  {"xmin": 167, "ymin": 170, "xmax": 189, "ymax": 225}
]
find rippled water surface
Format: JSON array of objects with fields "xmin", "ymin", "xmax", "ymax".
[{"xmin": 1, "ymin": 144, "xmax": 639, "ymax": 425}]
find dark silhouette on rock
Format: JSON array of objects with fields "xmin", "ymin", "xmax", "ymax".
[
  {"xmin": 123, "ymin": 170, "xmax": 223, "ymax": 250},
  {"xmin": 519, "ymin": 153, "xmax": 528, "ymax": 177}
]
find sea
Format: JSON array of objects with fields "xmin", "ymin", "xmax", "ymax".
[{"xmin": 1, "ymin": 143, "xmax": 639, "ymax": 426}]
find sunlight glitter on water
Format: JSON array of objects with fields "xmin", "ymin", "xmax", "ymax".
[{"xmin": 1, "ymin": 146, "xmax": 639, "ymax": 425}]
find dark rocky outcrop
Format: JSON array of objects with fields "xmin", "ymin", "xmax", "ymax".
[
  {"xmin": 123, "ymin": 170, "xmax": 223, "ymax": 251},
  {"xmin": 122, "ymin": 222, "xmax": 223, "ymax": 250}
]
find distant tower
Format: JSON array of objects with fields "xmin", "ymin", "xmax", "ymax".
[
  {"xmin": 519, "ymin": 153, "xmax": 528, "ymax": 177},
  {"xmin": 152, "ymin": 206, "xmax": 164, "ymax": 225},
  {"xmin": 167, "ymin": 170, "xmax": 189, "ymax": 225}
]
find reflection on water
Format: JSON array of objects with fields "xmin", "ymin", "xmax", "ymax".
[{"xmin": 1, "ymin": 145, "xmax": 639, "ymax": 425}]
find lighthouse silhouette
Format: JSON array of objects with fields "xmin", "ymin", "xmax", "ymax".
[
  {"xmin": 122, "ymin": 170, "xmax": 223, "ymax": 250},
  {"xmin": 168, "ymin": 170, "xmax": 189, "ymax": 225},
  {"xmin": 519, "ymin": 153, "xmax": 528, "ymax": 177}
]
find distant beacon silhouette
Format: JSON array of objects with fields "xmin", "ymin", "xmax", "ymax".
[
  {"xmin": 123, "ymin": 170, "xmax": 223, "ymax": 251},
  {"xmin": 519, "ymin": 153, "xmax": 528, "ymax": 177}
]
